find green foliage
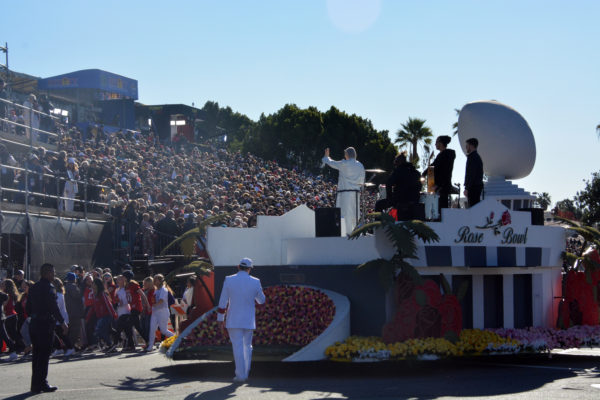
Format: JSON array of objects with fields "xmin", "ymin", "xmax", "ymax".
[
  {"xmin": 394, "ymin": 117, "xmax": 433, "ymax": 165},
  {"xmin": 164, "ymin": 259, "xmax": 214, "ymax": 285},
  {"xmin": 535, "ymin": 192, "xmax": 551, "ymax": 211},
  {"xmin": 241, "ymin": 104, "xmax": 396, "ymax": 175},
  {"xmin": 576, "ymin": 172, "xmax": 600, "ymax": 226},
  {"xmin": 351, "ymin": 212, "xmax": 438, "ymax": 288},
  {"xmin": 160, "ymin": 213, "xmax": 231, "ymax": 257},
  {"xmin": 555, "ymin": 198, "xmax": 583, "ymax": 220},
  {"xmin": 440, "ymin": 274, "xmax": 452, "ymax": 296},
  {"xmin": 415, "ymin": 289, "xmax": 427, "ymax": 306}
]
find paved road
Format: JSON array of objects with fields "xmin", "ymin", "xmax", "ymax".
[{"xmin": 1, "ymin": 350, "xmax": 600, "ymax": 399}]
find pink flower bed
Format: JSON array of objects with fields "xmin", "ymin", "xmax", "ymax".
[{"xmin": 490, "ymin": 325, "xmax": 600, "ymax": 351}]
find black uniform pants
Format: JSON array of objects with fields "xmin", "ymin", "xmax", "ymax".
[
  {"xmin": 130, "ymin": 309, "xmax": 147, "ymax": 343},
  {"xmin": 30, "ymin": 319, "xmax": 54, "ymax": 390},
  {"xmin": 467, "ymin": 185, "xmax": 483, "ymax": 208},
  {"xmin": 0, "ymin": 319, "xmax": 16, "ymax": 352},
  {"xmin": 116, "ymin": 315, "xmax": 134, "ymax": 347}
]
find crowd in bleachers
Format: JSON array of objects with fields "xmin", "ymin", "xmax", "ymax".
[{"xmin": 2, "ymin": 89, "xmax": 381, "ymax": 260}]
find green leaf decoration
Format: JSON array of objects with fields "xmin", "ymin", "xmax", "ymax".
[
  {"xmin": 348, "ymin": 221, "xmax": 382, "ymax": 239},
  {"xmin": 443, "ymin": 330, "xmax": 459, "ymax": 344},
  {"xmin": 397, "ymin": 259, "xmax": 424, "ymax": 286},
  {"xmin": 161, "ymin": 213, "xmax": 231, "ymax": 257},
  {"xmin": 164, "ymin": 259, "xmax": 214, "ymax": 285},
  {"xmin": 415, "ymin": 289, "xmax": 427, "ymax": 306},
  {"xmin": 402, "ymin": 220, "xmax": 440, "ymax": 244},
  {"xmin": 456, "ymin": 281, "xmax": 470, "ymax": 302},
  {"xmin": 440, "ymin": 274, "xmax": 452, "ymax": 296}
]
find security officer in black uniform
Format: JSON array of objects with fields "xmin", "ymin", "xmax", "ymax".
[{"xmin": 26, "ymin": 263, "xmax": 68, "ymax": 393}]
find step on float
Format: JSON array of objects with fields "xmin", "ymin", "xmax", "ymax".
[{"xmin": 163, "ymin": 285, "xmax": 350, "ymax": 361}]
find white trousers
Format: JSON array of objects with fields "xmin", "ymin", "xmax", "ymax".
[
  {"xmin": 227, "ymin": 328, "xmax": 253, "ymax": 380},
  {"xmin": 147, "ymin": 308, "xmax": 173, "ymax": 348},
  {"xmin": 336, "ymin": 191, "xmax": 360, "ymax": 235}
]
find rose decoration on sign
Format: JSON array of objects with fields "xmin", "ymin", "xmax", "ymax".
[
  {"xmin": 476, "ymin": 210, "xmax": 512, "ymax": 235},
  {"xmin": 501, "ymin": 210, "xmax": 511, "ymax": 226}
]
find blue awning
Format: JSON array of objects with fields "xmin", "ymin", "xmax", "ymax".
[{"xmin": 38, "ymin": 69, "xmax": 138, "ymax": 100}]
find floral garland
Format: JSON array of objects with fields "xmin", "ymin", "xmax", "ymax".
[{"xmin": 325, "ymin": 326, "xmax": 600, "ymax": 362}]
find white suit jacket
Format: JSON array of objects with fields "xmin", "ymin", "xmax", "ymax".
[
  {"xmin": 322, "ymin": 157, "xmax": 365, "ymax": 191},
  {"xmin": 217, "ymin": 270, "xmax": 266, "ymax": 329}
]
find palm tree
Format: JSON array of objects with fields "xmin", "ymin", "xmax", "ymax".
[
  {"xmin": 536, "ymin": 192, "xmax": 552, "ymax": 211},
  {"xmin": 349, "ymin": 212, "xmax": 439, "ymax": 289},
  {"xmin": 161, "ymin": 213, "xmax": 230, "ymax": 283},
  {"xmin": 452, "ymin": 108, "xmax": 461, "ymax": 136},
  {"xmin": 394, "ymin": 117, "xmax": 433, "ymax": 164}
]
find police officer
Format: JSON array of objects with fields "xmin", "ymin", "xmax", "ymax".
[{"xmin": 26, "ymin": 263, "xmax": 68, "ymax": 393}]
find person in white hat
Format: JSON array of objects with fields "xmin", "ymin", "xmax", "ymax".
[{"xmin": 217, "ymin": 257, "xmax": 265, "ymax": 383}]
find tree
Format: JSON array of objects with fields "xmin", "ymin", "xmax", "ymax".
[
  {"xmin": 555, "ymin": 198, "xmax": 583, "ymax": 220},
  {"xmin": 577, "ymin": 172, "xmax": 600, "ymax": 226},
  {"xmin": 535, "ymin": 192, "xmax": 551, "ymax": 211},
  {"xmin": 452, "ymin": 108, "xmax": 461, "ymax": 136},
  {"xmin": 242, "ymin": 104, "xmax": 397, "ymax": 175},
  {"xmin": 394, "ymin": 117, "xmax": 433, "ymax": 165}
]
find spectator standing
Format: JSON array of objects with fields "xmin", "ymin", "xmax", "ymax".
[
  {"xmin": 64, "ymin": 272, "xmax": 84, "ymax": 350},
  {"xmin": 51, "ymin": 278, "xmax": 75, "ymax": 357}
]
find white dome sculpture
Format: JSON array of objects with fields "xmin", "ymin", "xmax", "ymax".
[{"xmin": 457, "ymin": 101, "xmax": 536, "ymax": 180}]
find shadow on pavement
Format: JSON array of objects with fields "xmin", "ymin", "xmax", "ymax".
[{"xmin": 103, "ymin": 354, "xmax": 599, "ymax": 399}]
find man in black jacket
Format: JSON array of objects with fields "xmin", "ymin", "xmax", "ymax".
[
  {"xmin": 432, "ymin": 135, "xmax": 456, "ymax": 213},
  {"xmin": 464, "ymin": 138, "xmax": 484, "ymax": 208},
  {"xmin": 27, "ymin": 263, "xmax": 68, "ymax": 393},
  {"xmin": 375, "ymin": 153, "xmax": 422, "ymax": 220}
]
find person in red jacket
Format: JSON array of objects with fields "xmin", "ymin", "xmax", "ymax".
[
  {"xmin": 85, "ymin": 278, "xmax": 117, "ymax": 352},
  {"xmin": 122, "ymin": 270, "xmax": 150, "ymax": 345}
]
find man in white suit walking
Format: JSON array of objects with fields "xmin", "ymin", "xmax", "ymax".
[{"xmin": 217, "ymin": 258, "xmax": 266, "ymax": 383}]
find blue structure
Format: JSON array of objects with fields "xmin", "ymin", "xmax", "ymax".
[
  {"xmin": 38, "ymin": 69, "xmax": 138, "ymax": 100},
  {"xmin": 38, "ymin": 69, "xmax": 138, "ymax": 130}
]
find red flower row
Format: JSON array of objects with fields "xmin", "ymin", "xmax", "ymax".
[{"xmin": 181, "ymin": 286, "xmax": 336, "ymax": 348}]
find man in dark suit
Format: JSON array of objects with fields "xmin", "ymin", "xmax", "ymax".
[
  {"xmin": 432, "ymin": 135, "xmax": 456, "ymax": 213},
  {"xmin": 464, "ymin": 138, "xmax": 484, "ymax": 208},
  {"xmin": 27, "ymin": 263, "xmax": 68, "ymax": 393}
]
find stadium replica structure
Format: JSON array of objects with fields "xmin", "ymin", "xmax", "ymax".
[{"xmin": 197, "ymin": 101, "xmax": 565, "ymax": 361}]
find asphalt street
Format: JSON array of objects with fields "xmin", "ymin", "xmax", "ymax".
[{"xmin": 1, "ymin": 350, "xmax": 600, "ymax": 399}]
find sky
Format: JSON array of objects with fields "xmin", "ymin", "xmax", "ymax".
[{"xmin": 2, "ymin": 0, "xmax": 599, "ymax": 205}]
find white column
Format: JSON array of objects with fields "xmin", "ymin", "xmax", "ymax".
[
  {"xmin": 472, "ymin": 274, "xmax": 484, "ymax": 329},
  {"xmin": 532, "ymin": 273, "xmax": 543, "ymax": 327},
  {"xmin": 503, "ymin": 274, "xmax": 514, "ymax": 329}
]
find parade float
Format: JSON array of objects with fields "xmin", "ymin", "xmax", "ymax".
[{"xmin": 164, "ymin": 101, "xmax": 600, "ymax": 362}]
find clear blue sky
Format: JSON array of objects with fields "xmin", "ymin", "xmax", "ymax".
[{"xmin": 3, "ymin": 0, "xmax": 599, "ymax": 204}]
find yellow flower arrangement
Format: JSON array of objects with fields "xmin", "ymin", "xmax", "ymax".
[
  {"xmin": 160, "ymin": 335, "xmax": 179, "ymax": 350},
  {"xmin": 325, "ymin": 330, "xmax": 523, "ymax": 362}
]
